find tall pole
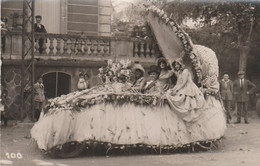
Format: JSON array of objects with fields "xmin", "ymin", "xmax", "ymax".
[{"xmin": 21, "ymin": 0, "xmax": 35, "ymax": 122}]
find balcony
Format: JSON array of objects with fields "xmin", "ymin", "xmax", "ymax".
[{"xmin": 1, "ymin": 31, "xmax": 157, "ymax": 65}]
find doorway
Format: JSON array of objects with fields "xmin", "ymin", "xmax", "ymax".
[{"xmin": 43, "ymin": 72, "xmax": 71, "ymax": 99}]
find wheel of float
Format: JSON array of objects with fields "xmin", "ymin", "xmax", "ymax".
[{"xmin": 48, "ymin": 142, "xmax": 86, "ymax": 158}]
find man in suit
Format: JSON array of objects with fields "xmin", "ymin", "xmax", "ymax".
[
  {"xmin": 233, "ymin": 71, "xmax": 256, "ymax": 124},
  {"xmin": 219, "ymin": 73, "xmax": 233, "ymax": 123},
  {"xmin": 34, "ymin": 15, "xmax": 47, "ymax": 54}
]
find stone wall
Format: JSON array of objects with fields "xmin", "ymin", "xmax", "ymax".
[
  {"xmin": 1, "ymin": 63, "xmax": 105, "ymax": 120},
  {"xmin": 1, "ymin": 65, "xmax": 27, "ymax": 120}
]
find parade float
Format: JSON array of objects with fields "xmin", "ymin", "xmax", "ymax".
[{"xmin": 31, "ymin": 4, "xmax": 227, "ymax": 158}]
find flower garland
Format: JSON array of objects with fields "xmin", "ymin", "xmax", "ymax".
[
  {"xmin": 201, "ymin": 88, "xmax": 221, "ymax": 100},
  {"xmin": 44, "ymin": 93, "xmax": 168, "ymax": 115},
  {"xmin": 145, "ymin": 5, "xmax": 202, "ymax": 81}
]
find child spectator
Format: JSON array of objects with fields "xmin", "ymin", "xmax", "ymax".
[
  {"xmin": 77, "ymin": 72, "xmax": 87, "ymax": 91},
  {"xmin": 84, "ymin": 73, "xmax": 90, "ymax": 89}
]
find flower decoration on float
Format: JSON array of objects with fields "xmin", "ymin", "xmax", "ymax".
[
  {"xmin": 145, "ymin": 4, "xmax": 206, "ymax": 92},
  {"xmin": 44, "ymin": 92, "xmax": 167, "ymax": 116},
  {"xmin": 98, "ymin": 59, "xmax": 134, "ymax": 81}
]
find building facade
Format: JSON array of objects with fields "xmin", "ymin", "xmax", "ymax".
[
  {"xmin": 1, "ymin": 0, "xmax": 157, "ymax": 120},
  {"xmin": 1, "ymin": 0, "xmax": 112, "ymax": 35}
]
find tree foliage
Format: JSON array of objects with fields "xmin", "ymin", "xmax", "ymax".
[{"xmin": 162, "ymin": 0, "xmax": 260, "ymax": 80}]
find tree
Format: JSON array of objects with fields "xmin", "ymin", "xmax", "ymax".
[{"xmin": 162, "ymin": 0, "xmax": 260, "ymax": 73}]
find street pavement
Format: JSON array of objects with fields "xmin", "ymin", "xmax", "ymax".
[{"xmin": 1, "ymin": 111, "xmax": 260, "ymax": 166}]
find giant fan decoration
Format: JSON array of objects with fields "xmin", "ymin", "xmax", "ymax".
[
  {"xmin": 144, "ymin": 4, "xmax": 220, "ymax": 97},
  {"xmin": 145, "ymin": 5, "xmax": 202, "ymax": 79}
]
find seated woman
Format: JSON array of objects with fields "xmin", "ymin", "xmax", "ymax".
[
  {"xmin": 166, "ymin": 58, "xmax": 206, "ymax": 122},
  {"xmin": 157, "ymin": 57, "xmax": 176, "ymax": 93},
  {"xmin": 131, "ymin": 64, "xmax": 146, "ymax": 92}
]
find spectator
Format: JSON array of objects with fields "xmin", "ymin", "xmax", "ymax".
[
  {"xmin": 34, "ymin": 15, "xmax": 47, "ymax": 54},
  {"xmin": 219, "ymin": 73, "xmax": 233, "ymax": 123},
  {"xmin": 233, "ymin": 71, "xmax": 256, "ymax": 124},
  {"xmin": 77, "ymin": 72, "xmax": 87, "ymax": 91},
  {"xmin": 1, "ymin": 89, "xmax": 8, "ymax": 127},
  {"xmin": 34, "ymin": 76, "xmax": 45, "ymax": 121},
  {"xmin": 84, "ymin": 73, "xmax": 90, "ymax": 89}
]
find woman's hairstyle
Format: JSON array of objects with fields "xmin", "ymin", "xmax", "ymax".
[
  {"xmin": 79, "ymin": 72, "xmax": 84, "ymax": 77},
  {"xmin": 157, "ymin": 57, "xmax": 171, "ymax": 70},
  {"xmin": 171, "ymin": 59, "xmax": 184, "ymax": 72}
]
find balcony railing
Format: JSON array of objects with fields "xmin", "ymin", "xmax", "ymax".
[
  {"xmin": 35, "ymin": 33, "xmax": 111, "ymax": 57},
  {"xmin": 1, "ymin": 31, "xmax": 157, "ymax": 63}
]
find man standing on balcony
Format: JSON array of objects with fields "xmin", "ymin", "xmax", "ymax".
[{"xmin": 34, "ymin": 15, "xmax": 47, "ymax": 54}]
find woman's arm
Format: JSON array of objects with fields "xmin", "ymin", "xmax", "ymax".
[
  {"xmin": 139, "ymin": 78, "xmax": 146, "ymax": 90},
  {"xmin": 171, "ymin": 69, "xmax": 189, "ymax": 93}
]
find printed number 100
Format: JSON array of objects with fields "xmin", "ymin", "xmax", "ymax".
[{"xmin": 6, "ymin": 153, "xmax": 23, "ymax": 159}]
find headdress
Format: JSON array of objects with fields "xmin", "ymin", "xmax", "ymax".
[
  {"xmin": 79, "ymin": 72, "xmax": 84, "ymax": 77},
  {"xmin": 156, "ymin": 57, "xmax": 170, "ymax": 67},
  {"xmin": 172, "ymin": 58, "xmax": 185, "ymax": 71},
  {"xmin": 132, "ymin": 63, "xmax": 145, "ymax": 75}
]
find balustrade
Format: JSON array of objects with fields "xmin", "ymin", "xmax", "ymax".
[
  {"xmin": 34, "ymin": 33, "xmax": 111, "ymax": 58},
  {"xmin": 1, "ymin": 31, "xmax": 156, "ymax": 63},
  {"xmin": 133, "ymin": 39, "xmax": 155, "ymax": 59}
]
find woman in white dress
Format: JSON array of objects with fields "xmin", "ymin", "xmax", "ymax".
[
  {"xmin": 131, "ymin": 64, "xmax": 146, "ymax": 92},
  {"xmin": 166, "ymin": 58, "xmax": 206, "ymax": 122}
]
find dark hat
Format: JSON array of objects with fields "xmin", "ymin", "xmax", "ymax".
[
  {"xmin": 148, "ymin": 65, "xmax": 160, "ymax": 75},
  {"xmin": 35, "ymin": 15, "xmax": 42, "ymax": 19},
  {"xmin": 237, "ymin": 71, "xmax": 245, "ymax": 75}
]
